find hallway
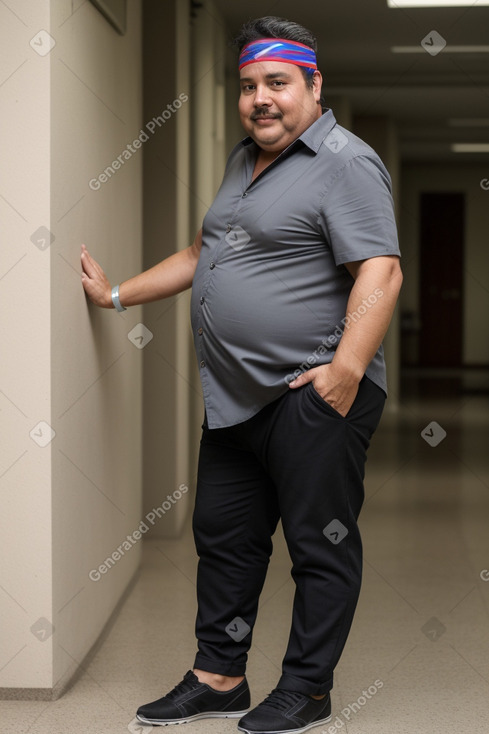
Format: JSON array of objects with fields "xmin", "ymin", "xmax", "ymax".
[
  {"xmin": 3, "ymin": 390, "xmax": 488, "ymax": 734},
  {"xmin": 3, "ymin": 0, "xmax": 489, "ymax": 714}
]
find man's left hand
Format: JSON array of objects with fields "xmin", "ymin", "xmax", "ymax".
[{"xmin": 288, "ymin": 363, "xmax": 360, "ymax": 417}]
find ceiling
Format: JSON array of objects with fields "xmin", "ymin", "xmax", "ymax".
[{"xmin": 211, "ymin": 0, "xmax": 489, "ymax": 162}]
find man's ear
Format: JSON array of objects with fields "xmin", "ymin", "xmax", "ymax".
[{"xmin": 312, "ymin": 70, "xmax": 323, "ymax": 104}]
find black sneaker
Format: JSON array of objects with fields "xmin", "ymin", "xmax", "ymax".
[
  {"xmin": 136, "ymin": 670, "xmax": 250, "ymax": 726},
  {"xmin": 237, "ymin": 688, "xmax": 332, "ymax": 734}
]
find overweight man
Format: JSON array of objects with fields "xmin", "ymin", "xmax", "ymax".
[{"xmin": 81, "ymin": 16, "xmax": 402, "ymax": 734}]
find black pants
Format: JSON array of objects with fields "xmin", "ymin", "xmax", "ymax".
[{"xmin": 192, "ymin": 377, "xmax": 385, "ymax": 696}]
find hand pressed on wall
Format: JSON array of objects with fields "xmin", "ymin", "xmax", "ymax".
[{"xmin": 80, "ymin": 244, "xmax": 113, "ymax": 309}]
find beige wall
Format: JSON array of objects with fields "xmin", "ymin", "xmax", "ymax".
[
  {"xmin": 225, "ymin": 43, "xmax": 244, "ymax": 158},
  {"xmin": 140, "ymin": 0, "xmax": 195, "ymax": 537},
  {"xmin": 0, "ymin": 0, "xmax": 143, "ymax": 697},
  {"xmin": 401, "ymin": 162, "xmax": 489, "ymax": 365}
]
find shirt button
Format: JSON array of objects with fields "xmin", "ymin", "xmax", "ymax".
[
  {"xmin": 198, "ymin": 327, "xmax": 203, "ymax": 335},
  {"xmin": 242, "ymin": 193, "xmax": 248, "ymax": 198},
  {"xmin": 200, "ymin": 360, "xmax": 205, "ymax": 368},
  {"xmin": 209, "ymin": 262, "xmax": 215, "ymax": 270},
  {"xmin": 200, "ymin": 297, "xmax": 205, "ymax": 305},
  {"xmin": 226, "ymin": 224, "xmax": 232, "ymax": 233}
]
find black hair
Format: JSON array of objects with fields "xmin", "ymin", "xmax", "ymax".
[{"xmin": 232, "ymin": 16, "xmax": 318, "ymax": 90}]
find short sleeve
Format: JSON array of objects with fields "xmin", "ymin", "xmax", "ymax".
[{"xmin": 318, "ymin": 154, "xmax": 401, "ymax": 265}]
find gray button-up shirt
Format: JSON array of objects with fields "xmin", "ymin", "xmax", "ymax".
[{"xmin": 191, "ymin": 109, "xmax": 400, "ymax": 429}]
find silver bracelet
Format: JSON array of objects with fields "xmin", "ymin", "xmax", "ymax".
[{"xmin": 111, "ymin": 284, "xmax": 127, "ymax": 312}]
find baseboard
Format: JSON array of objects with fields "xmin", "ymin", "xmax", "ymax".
[{"xmin": 0, "ymin": 566, "xmax": 141, "ymax": 701}]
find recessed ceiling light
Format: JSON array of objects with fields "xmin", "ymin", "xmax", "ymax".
[
  {"xmin": 388, "ymin": 1, "xmax": 489, "ymax": 7},
  {"xmin": 451, "ymin": 143, "xmax": 489, "ymax": 152},
  {"xmin": 391, "ymin": 45, "xmax": 489, "ymax": 52}
]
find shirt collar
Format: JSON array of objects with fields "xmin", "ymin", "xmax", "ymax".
[{"xmin": 240, "ymin": 108, "xmax": 337, "ymax": 155}]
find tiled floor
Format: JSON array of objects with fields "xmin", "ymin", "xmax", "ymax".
[{"xmin": 2, "ymin": 389, "xmax": 489, "ymax": 733}]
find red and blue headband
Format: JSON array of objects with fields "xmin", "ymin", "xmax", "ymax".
[{"xmin": 238, "ymin": 38, "xmax": 317, "ymax": 72}]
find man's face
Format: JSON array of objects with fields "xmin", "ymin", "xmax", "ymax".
[{"xmin": 238, "ymin": 60, "xmax": 323, "ymax": 154}]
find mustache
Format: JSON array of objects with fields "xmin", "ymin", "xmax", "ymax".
[{"xmin": 250, "ymin": 108, "xmax": 282, "ymax": 121}]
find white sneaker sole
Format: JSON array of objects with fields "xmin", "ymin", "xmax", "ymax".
[
  {"xmin": 136, "ymin": 709, "xmax": 250, "ymax": 726},
  {"xmin": 237, "ymin": 713, "xmax": 332, "ymax": 734}
]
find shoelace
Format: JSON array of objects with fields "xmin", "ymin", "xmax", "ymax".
[
  {"xmin": 259, "ymin": 688, "xmax": 305, "ymax": 711},
  {"xmin": 166, "ymin": 671, "xmax": 200, "ymax": 700}
]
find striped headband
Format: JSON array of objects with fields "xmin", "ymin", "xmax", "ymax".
[{"xmin": 238, "ymin": 38, "xmax": 317, "ymax": 72}]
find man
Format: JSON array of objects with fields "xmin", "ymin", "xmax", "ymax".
[{"xmin": 81, "ymin": 16, "xmax": 402, "ymax": 734}]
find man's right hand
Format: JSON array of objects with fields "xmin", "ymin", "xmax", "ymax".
[
  {"xmin": 80, "ymin": 228, "xmax": 202, "ymax": 310},
  {"xmin": 81, "ymin": 244, "xmax": 113, "ymax": 308}
]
